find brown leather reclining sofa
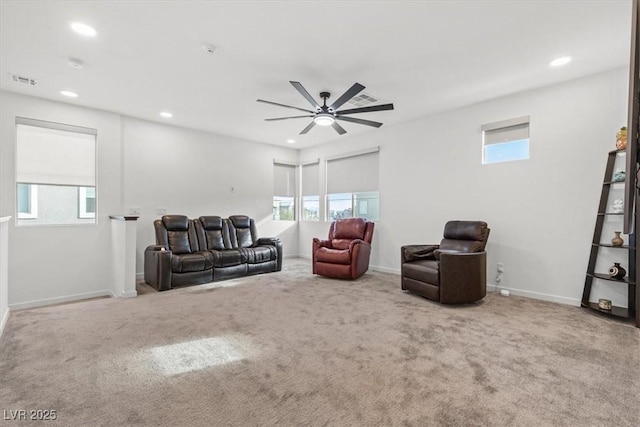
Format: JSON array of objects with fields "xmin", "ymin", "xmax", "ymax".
[{"xmin": 144, "ymin": 215, "xmax": 282, "ymax": 291}]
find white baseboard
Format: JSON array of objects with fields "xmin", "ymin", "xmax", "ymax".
[
  {"xmin": 9, "ymin": 289, "xmax": 115, "ymax": 311},
  {"xmin": 119, "ymin": 290, "xmax": 138, "ymax": 298},
  {"xmin": 371, "ymin": 265, "xmax": 400, "ymax": 275},
  {"xmin": 295, "ymin": 255, "xmax": 398, "ymax": 276},
  {"xmin": 0, "ymin": 307, "xmax": 10, "ymax": 339},
  {"xmin": 487, "ymin": 283, "xmax": 580, "ymax": 307}
]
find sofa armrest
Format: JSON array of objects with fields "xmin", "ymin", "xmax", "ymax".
[
  {"xmin": 313, "ymin": 238, "xmax": 332, "ymax": 248},
  {"xmin": 350, "ymin": 240, "xmax": 372, "ymax": 279},
  {"xmin": 348, "ymin": 239, "xmax": 369, "ymax": 251},
  {"xmin": 312, "ymin": 238, "xmax": 332, "ymax": 274},
  {"xmin": 439, "ymin": 251, "xmax": 487, "ymax": 304},
  {"xmin": 144, "ymin": 245, "xmax": 172, "ymax": 291},
  {"xmin": 256, "ymin": 237, "xmax": 283, "ymax": 271},
  {"xmin": 401, "ymin": 244, "xmax": 439, "ymax": 263}
]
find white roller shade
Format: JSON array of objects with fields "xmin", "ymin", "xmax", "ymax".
[
  {"xmin": 482, "ymin": 116, "xmax": 529, "ymax": 145},
  {"xmin": 17, "ymin": 123, "xmax": 96, "ymax": 186},
  {"xmin": 326, "ymin": 151, "xmax": 379, "ymax": 194},
  {"xmin": 273, "ymin": 163, "xmax": 296, "ymax": 197},
  {"xmin": 483, "ymin": 123, "xmax": 529, "ymax": 145},
  {"xmin": 301, "ymin": 162, "xmax": 319, "ymax": 196}
]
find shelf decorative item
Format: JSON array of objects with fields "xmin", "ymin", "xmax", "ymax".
[
  {"xmin": 598, "ymin": 298, "xmax": 612, "ymax": 310},
  {"xmin": 608, "ymin": 262, "xmax": 626, "ymax": 279},
  {"xmin": 616, "ymin": 126, "xmax": 628, "ymax": 150},
  {"xmin": 613, "ymin": 169, "xmax": 626, "ymax": 182},
  {"xmin": 611, "ymin": 231, "xmax": 624, "ymax": 246},
  {"xmin": 612, "ymin": 199, "xmax": 624, "ymax": 213}
]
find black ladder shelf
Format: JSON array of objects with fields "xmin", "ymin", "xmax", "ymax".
[{"xmin": 581, "ymin": 149, "xmax": 638, "ymax": 326}]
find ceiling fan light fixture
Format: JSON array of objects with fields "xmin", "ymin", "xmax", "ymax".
[{"xmin": 314, "ymin": 113, "xmax": 335, "ymax": 126}]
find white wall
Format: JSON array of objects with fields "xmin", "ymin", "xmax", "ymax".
[
  {"xmin": 0, "ymin": 91, "xmax": 124, "ymax": 308},
  {"xmin": 0, "ymin": 68, "xmax": 629, "ymax": 309},
  {"xmin": 121, "ymin": 117, "xmax": 299, "ymax": 274},
  {"xmin": 0, "ymin": 217, "xmax": 10, "ymax": 336},
  {"xmin": 299, "ymin": 68, "xmax": 629, "ymax": 306},
  {"xmin": 0, "ymin": 93, "xmax": 299, "ymax": 308}
]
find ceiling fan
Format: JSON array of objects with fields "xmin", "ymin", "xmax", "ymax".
[{"xmin": 257, "ymin": 81, "xmax": 394, "ymax": 135}]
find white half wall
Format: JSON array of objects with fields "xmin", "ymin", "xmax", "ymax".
[
  {"xmin": 0, "ymin": 217, "xmax": 10, "ymax": 337},
  {"xmin": 121, "ymin": 116, "xmax": 299, "ymax": 274},
  {"xmin": 298, "ymin": 68, "xmax": 629, "ymax": 306},
  {"xmin": 0, "ymin": 91, "xmax": 124, "ymax": 308}
]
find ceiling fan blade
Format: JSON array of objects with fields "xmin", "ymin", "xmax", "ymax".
[
  {"xmin": 299, "ymin": 121, "xmax": 316, "ymax": 135},
  {"xmin": 336, "ymin": 103, "xmax": 395, "ymax": 115},
  {"xmin": 328, "ymin": 82, "xmax": 365, "ymax": 111},
  {"xmin": 265, "ymin": 115, "xmax": 314, "ymax": 121},
  {"xmin": 336, "ymin": 116, "xmax": 383, "ymax": 128},
  {"xmin": 331, "ymin": 121, "xmax": 347, "ymax": 135},
  {"xmin": 290, "ymin": 81, "xmax": 321, "ymax": 110},
  {"xmin": 257, "ymin": 99, "xmax": 315, "ymax": 114}
]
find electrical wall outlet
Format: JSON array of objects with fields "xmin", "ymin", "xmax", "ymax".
[
  {"xmin": 156, "ymin": 207, "xmax": 167, "ymax": 215},
  {"xmin": 129, "ymin": 207, "xmax": 141, "ymax": 215},
  {"xmin": 497, "ymin": 263, "xmax": 505, "ymax": 273}
]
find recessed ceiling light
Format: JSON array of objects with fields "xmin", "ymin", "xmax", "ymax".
[
  {"xmin": 550, "ymin": 56, "xmax": 572, "ymax": 67},
  {"xmin": 70, "ymin": 22, "xmax": 97, "ymax": 37},
  {"xmin": 286, "ymin": 139, "xmax": 296, "ymax": 144},
  {"xmin": 60, "ymin": 90, "xmax": 78, "ymax": 98},
  {"xmin": 160, "ymin": 111, "xmax": 173, "ymax": 118}
]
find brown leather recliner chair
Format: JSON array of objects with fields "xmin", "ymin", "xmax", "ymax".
[
  {"xmin": 312, "ymin": 218, "xmax": 375, "ymax": 280},
  {"xmin": 401, "ymin": 221, "xmax": 490, "ymax": 304}
]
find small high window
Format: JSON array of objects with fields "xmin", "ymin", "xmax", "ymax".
[{"xmin": 482, "ymin": 116, "xmax": 530, "ymax": 164}]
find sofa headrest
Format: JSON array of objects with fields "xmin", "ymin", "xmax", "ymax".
[
  {"xmin": 229, "ymin": 215, "xmax": 251, "ymax": 229},
  {"xmin": 443, "ymin": 221, "xmax": 488, "ymax": 242},
  {"xmin": 162, "ymin": 215, "xmax": 189, "ymax": 231},
  {"xmin": 334, "ymin": 218, "xmax": 367, "ymax": 240},
  {"xmin": 199, "ymin": 216, "xmax": 224, "ymax": 230}
]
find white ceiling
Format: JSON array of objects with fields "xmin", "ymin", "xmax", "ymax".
[{"xmin": 0, "ymin": 0, "xmax": 633, "ymax": 148}]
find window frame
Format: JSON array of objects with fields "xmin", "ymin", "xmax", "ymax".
[
  {"xmin": 481, "ymin": 116, "xmax": 530, "ymax": 165},
  {"xmin": 16, "ymin": 183, "xmax": 38, "ymax": 219},
  {"xmin": 326, "ymin": 191, "xmax": 380, "ymax": 222},
  {"xmin": 78, "ymin": 186, "xmax": 96, "ymax": 219},
  {"xmin": 301, "ymin": 195, "xmax": 320, "ymax": 221},
  {"xmin": 272, "ymin": 161, "xmax": 297, "ymax": 221},
  {"xmin": 15, "ymin": 117, "xmax": 97, "ymax": 226}
]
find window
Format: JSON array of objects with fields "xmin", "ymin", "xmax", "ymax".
[
  {"xmin": 482, "ymin": 116, "xmax": 530, "ymax": 164},
  {"xmin": 17, "ymin": 183, "xmax": 37, "ymax": 219},
  {"xmin": 273, "ymin": 196, "xmax": 295, "ymax": 220},
  {"xmin": 273, "ymin": 162, "xmax": 296, "ymax": 220},
  {"xmin": 327, "ymin": 191, "xmax": 380, "ymax": 221},
  {"xmin": 302, "ymin": 196, "xmax": 320, "ymax": 221},
  {"xmin": 16, "ymin": 118, "xmax": 97, "ymax": 226},
  {"xmin": 78, "ymin": 187, "xmax": 96, "ymax": 218},
  {"xmin": 301, "ymin": 161, "xmax": 319, "ymax": 221},
  {"xmin": 326, "ymin": 149, "xmax": 380, "ymax": 221}
]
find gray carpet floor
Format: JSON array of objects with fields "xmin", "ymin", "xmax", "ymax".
[{"xmin": 1, "ymin": 258, "xmax": 638, "ymax": 426}]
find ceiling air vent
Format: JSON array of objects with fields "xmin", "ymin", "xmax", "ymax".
[
  {"xmin": 11, "ymin": 74, "xmax": 38, "ymax": 86},
  {"xmin": 346, "ymin": 92, "xmax": 379, "ymax": 108}
]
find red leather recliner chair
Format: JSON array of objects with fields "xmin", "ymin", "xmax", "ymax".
[{"xmin": 312, "ymin": 218, "xmax": 375, "ymax": 280}]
